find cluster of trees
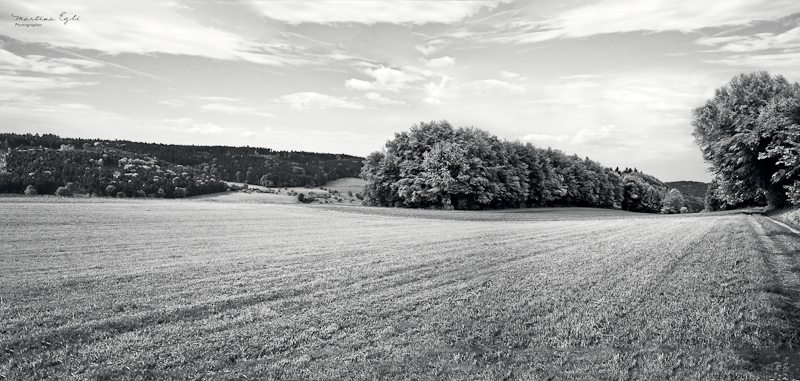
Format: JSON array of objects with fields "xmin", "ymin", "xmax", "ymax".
[
  {"xmin": 361, "ymin": 121, "xmax": 689, "ymax": 213},
  {"xmin": 692, "ymin": 72, "xmax": 800, "ymax": 210},
  {"xmin": 0, "ymin": 134, "xmax": 363, "ymax": 198}
]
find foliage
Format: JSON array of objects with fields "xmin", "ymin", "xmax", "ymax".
[
  {"xmin": 361, "ymin": 121, "xmax": 669, "ymax": 212},
  {"xmin": 692, "ymin": 71, "xmax": 800, "ymax": 209},
  {"xmin": 661, "ymin": 189, "xmax": 685, "ymax": 214},
  {"xmin": 24, "ymin": 185, "xmax": 37, "ymax": 195},
  {"xmin": 54, "ymin": 186, "xmax": 73, "ymax": 197}
]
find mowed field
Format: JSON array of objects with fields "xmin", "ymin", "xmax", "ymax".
[{"xmin": 2, "ymin": 199, "xmax": 800, "ymax": 380}]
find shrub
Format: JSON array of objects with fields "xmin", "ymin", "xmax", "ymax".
[
  {"xmin": 55, "ymin": 186, "xmax": 73, "ymax": 197},
  {"xmin": 136, "ymin": 190, "xmax": 147, "ymax": 198},
  {"xmin": 174, "ymin": 187, "xmax": 187, "ymax": 198},
  {"xmin": 116, "ymin": 191, "xmax": 127, "ymax": 198},
  {"xmin": 157, "ymin": 188, "xmax": 166, "ymax": 198},
  {"xmin": 24, "ymin": 185, "xmax": 37, "ymax": 196}
]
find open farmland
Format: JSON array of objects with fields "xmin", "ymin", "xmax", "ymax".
[{"xmin": 2, "ymin": 199, "xmax": 800, "ymax": 379}]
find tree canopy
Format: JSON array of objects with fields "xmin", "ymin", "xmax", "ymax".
[
  {"xmin": 692, "ymin": 71, "xmax": 800, "ymax": 209},
  {"xmin": 361, "ymin": 121, "xmax": 680, "ymax": 212}
]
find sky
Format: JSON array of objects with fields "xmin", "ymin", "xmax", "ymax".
[{"xmin": 2, "ymin": 1, "xmax": 800, "ymax": 182}]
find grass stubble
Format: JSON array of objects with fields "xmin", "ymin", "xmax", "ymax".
[{"xmin": 1, "ymin": 198, "xmax": 800, "ymax": 380}]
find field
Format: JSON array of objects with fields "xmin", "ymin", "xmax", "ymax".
[
  {"xmin": 194, "ymin": 177, "xmax": 366, "ymax": 205},
  {"xmin": 2, "ymin": 199, "xmax": 800, "ymax": 380}
]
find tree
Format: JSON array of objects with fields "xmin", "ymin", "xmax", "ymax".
[
  {"xmin": 661, "ymin": 189, "xmax": 684, "ymax": 214},
  {"xmin": 692, "ymin": 71, "xmax": 800, "ymax": 210},
  {"xmin": 55, "ymin": 186, "xmax": 73, "ymax": 197}
]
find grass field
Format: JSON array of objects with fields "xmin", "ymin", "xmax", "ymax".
[
  {"xmin": 196, "ymin": 177, "xmax": 366, "ymax": 205},
  {"xmin": 2, "ymin": 198, "xmax": 800, "ymax": 380}
]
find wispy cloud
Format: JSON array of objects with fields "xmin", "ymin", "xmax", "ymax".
[
  {"xmin": 163, "ymin": 117, "xmax": 226, "ymax": 134},
  {"xmin": 0, "ymin": 49, "xmax": 100, "ymax": 74},
  {"xmin": 281, "ymin": 92, "xmax": 364, "ymax": 110},
  {"xmin": 0, "ymin": 74, "xmax": 92, "ymax": 91},
  {"xmin": 365, "ymin": 92, "xmax": 407, "ymax": 106},
  {"xmin": 494, "ymin": 0, "xmax": 800, "ymax": 43},
  {"xmin": 2, "ymin": 1, "xmax": 305, "ymax": 66},
  {"xmin": 249, "ymin": 1, "xmax": 502, "ymax": 25},
  {"xmin": 199, "ymin": 103, "xmax": 274, "ymax": 118},
  {"xmin": 462, "ymin": 79, "xmax": 525, "ymax": 95},
  {"xmin": 697, "ymin": 27, "xmax": 800, "ymax": 52}
]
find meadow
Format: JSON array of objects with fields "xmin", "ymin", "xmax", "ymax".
[{"xmin": 2, "ymin": 198, "xmax": 800, "ymax": 380}]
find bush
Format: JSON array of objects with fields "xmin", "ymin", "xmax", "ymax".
[
  {"xmin": 55, "ymin": 186, "xmax": 73, "ymax": 197},
  {"xmin": 174, "ymin": 187, "xmax": 187, "ymax": 198},
  {"xmin": 24, "ymin": 185, "xmax": 37, "ymax": 195},
  {"xmin": 136, "ymin": 190, "xmax": 147, "ymax": 198},
  {"xmin": 116, "ymin": 191, "xmax": 127, "ymax": 198},
  {"xmin": 297, "ymin": 193, "xmax": 305, "ymax": 202}
]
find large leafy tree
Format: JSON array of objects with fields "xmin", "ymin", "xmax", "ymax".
[{"xmin": 692, "ymin": 71, "xmax": 800, "ymax": 209}]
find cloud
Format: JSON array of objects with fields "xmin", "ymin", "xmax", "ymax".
[
  {"xmin": 242, "ymin": 131, "xmax": 255, "ymax": 138},
  {"xmin": 159, "ymin": 99, "xmax": 186, "ymax": 108},
  {"xmin": 501, "ymin": 70, "xmax": 520, "ymax": 79},
  {"xmin": 163, "ymin": 117, "xmax": 225, "ymax": 134},
  {"xmin": 462, "ymin": 79, "xmax": 526, "ymax": 95},
  {"xmin": 162, "ymin": 117, "xmax": 194, "ymax": 125},
  {"xmin": 249, "ymin": 1, "xmax": 502, "ymax": 25},
  {"xmin": 0, "ymin": 74, "xmax": 91, "ymax": 91},
  {"xmin": 424, "ymin": 76, "xmax": 450, "ymax": 105},
  {"xmin": 185, "ymin": 122, "xmax": 226, "ymax": 135},
  {"xmin": 0, "ymin": 49, "xmax": 98, "ymax": 74},
  {"xmin": 199, "ymin": 103, "xmax": 274, "ymax": 118},
  {"xmin": 494, "ymin": 0, "xmax": 799, "ymax": 43},
  {"xmin": 365, "ymin": 92, "xmax": 407, "ymax": 106},
  {"xmin": 345, "ymin": 66, "xmax": 423, "ymax": 92},
  {"xmin": 416, "ymin": 45, "xmax": 438, "ymax": 56},
  {"xmin": 1, "ymin": 1, "xmax": 302, "ymax": 66},
  {"xmin": 345, "ymin": 78, "xmax": 376, "ymax": 91},
  {"xmin": 523, "ymin": 125, "xmax": 637, "ymax": 148},
  {"xmin": 281, "ymin": 92, "xmax": 364, "ymax": 110},
  {"xmin": 425, "ymin": 56, "xmax": 456, "ymax": 69},
  {"xmin": 696, "ymin": 27, "xmax": 800, "ymax": 52}
]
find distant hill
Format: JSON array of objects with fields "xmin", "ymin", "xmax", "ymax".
[
  {"xmin": 666, "ymin": 181, "xmax": 709, "ymax": 199},
  {"xmin": 666, "ymin": 181, "xmax": 709, "ymax": 213},
  {"xmin": 0, "ymin": 133, "xmax": 364, "ymax": 198}
]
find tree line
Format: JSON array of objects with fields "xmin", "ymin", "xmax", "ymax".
[
  {"xmin": 360, "ymin": 121, "xmax": 692, "ymax": 213},
  {"xmin": 0, "ymin": 134, "xmax": 363, "ymax": 198}
]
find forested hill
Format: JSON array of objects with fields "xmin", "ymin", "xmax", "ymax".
[
  {"xmin": 665, "ymin": 181, "xmax": 708, "ymax": 199},
  {"xmin": 0, "ymin": 133, "xmax": 363, "ymax": 198}
]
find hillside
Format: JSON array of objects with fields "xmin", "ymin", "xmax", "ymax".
[
  {"xmin": 666, "ymin": 181, "xmax": 709, "ymax": 199},
  {"xmin": 0, "ymin": 133, "xmax": 363, "ymax": 198}
]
